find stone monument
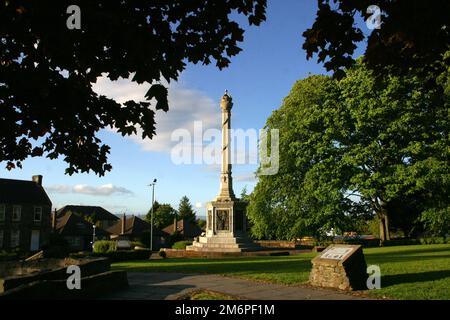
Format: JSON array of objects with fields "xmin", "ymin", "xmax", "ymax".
[
  {"xmin": 186, "ymin": 91, "xmax": 259, "ymax": 252},
  {"xmin": 309, "ymin": 244, "xmax": 368, "ymax": 291}
]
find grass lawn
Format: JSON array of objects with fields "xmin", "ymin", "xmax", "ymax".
[{"xmin": 112, "ymin": 244, "xmax": 450, "ymax": 300}]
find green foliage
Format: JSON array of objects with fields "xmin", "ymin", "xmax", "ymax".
[
  {"xmin": 420, "ymin": 206, "xmax": 450, "ymax": 237},
  {"xmin": 249, "ymin": 58, "xmax": 449, "ymax": 240},
  {"xmin": 93, "ymin": 240, "xmax": 117, "ymax": 254},
  {"xmin": 1, "ymin": 1, "xmax": 266, "ymax": 175},
  {"xmin": 303, "ymin": 1, "xmax": 450, "ymax": 79},
  {"xmin": 97, "ymin": 249, "xmax": 151, "ymax": 262},
  {"xmin": 145, "ymin": 201, "xmax": 177, "ymax": 229},
  {"xmin": 178, "ymin": 196, "xmax": 196, "ymax": 223},
  {"xmin": 172, "ymin": 241, "xmax": 193, "ymax": 250},
  {"xmin": 0, "ymin": 251, "xmax": 18, "ymax": 261},
  {"xmin": 196, "ymin": 218, "xmax": 206, "ymax": 230}
]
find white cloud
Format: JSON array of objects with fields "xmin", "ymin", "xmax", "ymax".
[
  {"xmin": 92, "ymin": 76, "xmax": 221, "ymax": 153},
  {"xmin": 46, "ymin": 184, "xmax": 133, "ymax": 196},
  {"xmin": 195, "ymin": 202, "xmax": 203, "ymax": 208}
]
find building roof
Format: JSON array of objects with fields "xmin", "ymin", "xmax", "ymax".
[
  {"xmin": 163, "ymin": 219, "xmax": 202, "ymax": 238},
  {"xmin": 107, "ymin": 215, "xmax": 166, "ymax": 237},
  {"xmin": 55, "ymin": 211, "xmax": 109, "ymax": 237},
  {"xmin": 0, "ymin": 178, "xmax": 52, "ymax": 206},
  {"xmin": 57, "ymin": 205, "xmax": 119, "ymax": 221}
]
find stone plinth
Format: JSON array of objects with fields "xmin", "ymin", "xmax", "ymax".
[
  {"xmin": 309, "ymin": 244, "xmax": 368, "ymax": 291},
  {"xmin": 187, "ymin": 199, "xmax": 260, "ymax": 252}
]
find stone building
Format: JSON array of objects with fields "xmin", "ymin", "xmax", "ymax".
[
  {"xmin": 163, "ymin": 218, "xmax": 203, "ymax": 240},
  {"xmin": 0, "ymin": 175, "xmax": 52, "ymax": 252},
  {"xmin": 53, "ymin": 211, "xmax": 110, "ymax": 251},
  {"xmin": 56, "ymin": 205, "xmax": 119, "ymax": 231},
  {"xmin": 107, "ymin": 214, "xmax": 167, "ymax": 249}
]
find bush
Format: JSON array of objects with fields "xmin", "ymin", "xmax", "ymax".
[
  {"xmin": 130, "ymin": 241, "xmax": 146, "ymax": 249},
  {"xmin": 380, "ymin": 239, "xmax": 420, "ymax": 246},
  {"xmin": 93, "ymin": 240, "xmax": 117, "ymax": 253},
  {"xmin": 172, "ymin": 241, "xmax": 192, "ymax": 249},
  {"xmin": 95, "ymin": 249, "xmax": 151, "ymax": 262},
  {"xmin": 0, "ymin": 250, "xmax": 18, "ymax": 262},
  {"xmin": 419, "ymin": 237, "xmax": 448, "ymax": 245}
]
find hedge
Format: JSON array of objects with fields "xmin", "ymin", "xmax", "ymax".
[
  {"xmin": 172, "ymin": 241, "xmax": 192, "ymax": 250},
  {"xmin": 94, "ymin": 249, "xmax": 152, "ymax": 262}
]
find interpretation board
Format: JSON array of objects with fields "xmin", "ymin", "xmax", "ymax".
[{"xmin": 309, "ymin": 244, "xmax": 368, "ymax": 291}]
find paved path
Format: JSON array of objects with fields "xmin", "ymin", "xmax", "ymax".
[{"xmin": 105, "ymin": 272, "xmax": 370, "ymax": 300}]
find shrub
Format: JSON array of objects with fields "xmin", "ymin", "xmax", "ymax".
[
  {"xmin": 172, "ymin": 241, "xmax": 192, "ymax": 249},
  {"xmin": 93, "ymin": 240, "xmax": 117, "ymax": 253},
  {"xmin": 130, "ymin": 241, "xmax": 146, "ymax": 249},
  {"xmin": 380, "ymin": 239, "xmax": 420, "ymax": 246},
  {"xmin": 95, "ymin": 249, "xmax": 151, "ymax": 262},
  {"xmin": 0, "ymin": 250, "xmax": 18, "ymax": 262},
  {"xmin": 419, "ymin": 237, "xmax": 447, "ymax": 245}
]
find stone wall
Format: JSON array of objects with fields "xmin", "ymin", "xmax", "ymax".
[
  {"xmin": 0, "ymin": 257, "xmax": 110, "ymax": 293},
  {"xmin": 0, "ymin": 271, "xmax": 128, "ymax": 299}
]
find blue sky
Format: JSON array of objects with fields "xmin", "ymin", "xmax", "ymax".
[{"xmin": 1, "ymin": 1, "xmax": 368, "ymax": 218}]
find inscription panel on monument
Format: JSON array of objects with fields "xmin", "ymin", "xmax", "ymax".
[
  {"xmin": 320, "ymin": 247, "xmax": 353, "ymax": 260},
  {"xmin": 216, "ymin": 210, "xmax": 230, "ymax": 231}
]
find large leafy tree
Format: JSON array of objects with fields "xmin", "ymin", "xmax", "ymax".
[
  {"xmin": 177, "ymin": 195, "xmax": 195, "ymax": 223},
  {"xmin": 248, "ymin": 75, "xmax": 361, "ymax": 240},
  {"xmin": 248, "ymin": 59, "xmax": 449, "ymax": 241},
  {"xmin": 0, "ymin": 0, "xmax": 266, "ymax": 175},
  {"xmin": 303, "ymin": 0, "xmax": 450, "ymax": 78},
  {"xmin": 145, "ymin": 201, "xmax": 177, "ymax": 229}
]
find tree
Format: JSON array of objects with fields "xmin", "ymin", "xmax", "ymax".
[
  {"xmin": 0, "ymin": 0, "xmax": 266, "ymax": 175},
  {"xmin": 145, "ymin": 201, "xmax": 176, "ymax": 229},
  {"xmin": 248, "ymin": 59, "xmax": 449, "ymax": 241},
  {"xmin": 303, "ymin": 0, "xmax": 450, "ymax": 78},
  {"xmin": 248, "ymin": 75, "xmax": 359, "ymax": 240},
  {"xmin": 177, "ymin": 196, "xmax": 195, "ymax": 223}
]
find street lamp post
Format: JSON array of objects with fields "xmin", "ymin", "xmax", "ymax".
[
  {"xmin": 148, "ymin": 179, "xmax": 157, "ymax": 251},
  {"xmin": 92, "ymin": 224, "xmax": 96, "ymax": 250}
]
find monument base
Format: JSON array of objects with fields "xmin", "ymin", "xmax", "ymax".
[{"xmin": 186, "ymin": 233, "xmax": 261, "ymax": 252}]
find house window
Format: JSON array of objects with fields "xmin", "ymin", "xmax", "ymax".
[
  {"xmin": 10, "ymin": 230, "xmax": 20, "ymax": 248},
  {"xmin": 0, "ymin": 205, "xmax": 5, "ymax": 221},
  {"xmin": 34, "ymin": 207, "xmax": 43, "ymax": 222},
  {"xmin": 0, "ymin": 230, "xmax": 4, "ymax": 248},
  {"xmin": 12, "ymin": 206, "xmax": 21, "ymax": 221}
]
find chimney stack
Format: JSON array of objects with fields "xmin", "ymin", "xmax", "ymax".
[
  {"xmin": 52, "ymin": 209, "xmax": 57, "ymax": 232},
  {"xmin": 121, "ymin": 213, "xmax": 126, "ymax": 235},
  {"xmin": 32, "ymin": 175, "xmax": 43, "ymax": 186}
]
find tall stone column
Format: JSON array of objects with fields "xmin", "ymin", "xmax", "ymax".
[{"xmin": 216, "ymin": 91, "xmax": 235, "ymax": 201}]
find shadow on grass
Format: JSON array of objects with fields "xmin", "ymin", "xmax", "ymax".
[
  {"xmin": 115, "ymin": 257, "xmax": 314, "ymax": 276},
  {"xmin": 367, "ymin": 254, "xmax": 450, "ymax": 265},
  {"xmin": 382, "ymin": 270, "xmax": 450, "ymax": 288},
  {"xmin": 366, "ymin": 246, "xmax": 450, "ymax": 257}
]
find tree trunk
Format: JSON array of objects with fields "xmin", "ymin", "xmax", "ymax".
[
  {"xmin": 380, "ymin": 200, "xmax": 390, "ymax": 241},
  {"xmin": 379, "ymin": 216, "xmax": 386, "ymax": 241}
]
